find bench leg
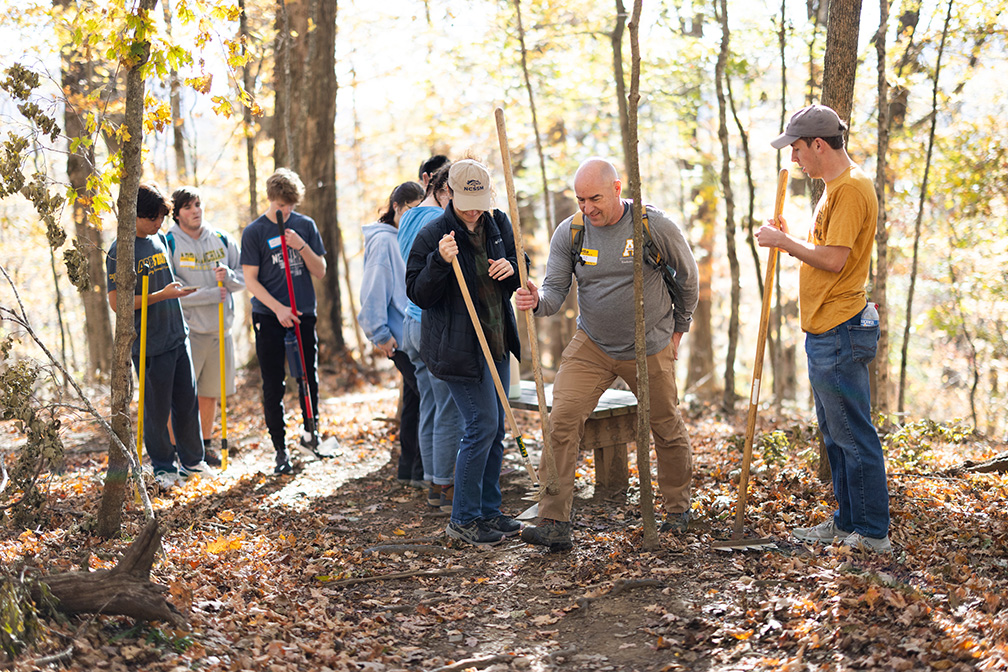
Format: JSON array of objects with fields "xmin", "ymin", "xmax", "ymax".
[{"xmin": 593, "ymin": 443, "xmax": 629, "ymax": 496}]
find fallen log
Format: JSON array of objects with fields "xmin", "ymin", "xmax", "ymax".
[
  {"xmin": 29, "ymin": 520, "xmax": 184, "ymax": 625},
  {"xmin": 956, "ymin": 451, "xmax": 1008, "ymax": 474}
]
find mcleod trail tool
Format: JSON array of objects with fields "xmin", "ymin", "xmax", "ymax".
[
  {"xmin": 217, "ymin": 270, "xmax": 228, "ymax": 471},
  {"xmin": 712, "ymin": 168, "xmax": 789, "ymax": 551},
  {"xmin": 275, "ymin": 211, "xmax": 335, "ymax": 459},
  {"xmin": 450, "ymin": 256, "xmax": 539, "ymax": 486},
  {"xmin": 495, "ymin": 106, "xmax": 557, "ymax": 512}
]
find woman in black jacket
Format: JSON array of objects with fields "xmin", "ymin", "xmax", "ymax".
[{"xmin": 405, "ymin": 158, "xmax": 523, "ymax": 547}]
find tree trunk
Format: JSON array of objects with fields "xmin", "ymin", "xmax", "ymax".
[
  {"xmin": 32, "ymin": 521, "xmax": 184, "ymax": 624},
  {"xmin": 162, "ymin": 0, "xmax": 187, "ymax": 183},
  {"xmin": 872, "ymin": 0, "xmax": 892, "ymax": 415},
  {"xmin": 276, "ymin": 0, "xmax": 343, "ymax": 359},
  {"xmin": 685, "ymin": 175, "xmax": 717, "ymax": 400},
  {"xmin": 58, "ymin": 0, "xmax": 114, "ymax": 381},
  {"xmin": 513, "ymin": 0, "xmax": 554, "ymax": 237},
  {"xmin": 714, "ymin": 0, "xmax": 739, "ymax": 412},
  {"xmin": 626, "ymin": 0, "xmax": 656, "ymax": 551},
  {"xmin": 811, "ymin": 0, "xmax": 862, "ymax": 481},
  {"xmin": 239, "ymin": 0, "xmax": 257, "ymax": 222},
  {"xmin": 898, "ymin": 0, "xmax": 952, "ymax": 415},
  {"xmin": 612, "ymin": 0, "xmax": 632, "ymax": 171},
  {"xmin": 812, "ymin": 0, "xmax": 863, "ymax": 206},
  {"xmin": 96, "ymin": 0, "xmax": 157, "ymax": 540}
]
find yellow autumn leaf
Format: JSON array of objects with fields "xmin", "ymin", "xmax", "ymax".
[
  {"xmin": 393, "ymin": 528, "xmax": 405, "ymax": 536},
  {"xmin": 217, "ymin": 510, "xmax": 235, "ymax": 522}
]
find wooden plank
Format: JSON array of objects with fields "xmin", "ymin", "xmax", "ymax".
[{"xmin": 510, "ymin": 381, "xmax": 636, "ymax": 418}]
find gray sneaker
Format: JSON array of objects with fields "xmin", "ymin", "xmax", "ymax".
[
  {"xmin": 484, "ymin": 515, "xmax": 522, "ymax": 538},
  {"xmin": 153, "ymin": 468, "xmax": 181, "ymax": 490},
  {"xmin": 842, "ymin": 531, "xmax": 892, "ymax": 553},
  {"xmin": 446, "ymin": 520, "xmax": 505, "ymax": 547},
  {"xmin": 520, "ymin": 519, "xmax": 573, "ymax": 552},
  {"xmin": 179, "ymin": 461, "xmax": 212, "ymax": 479},
  {"xmin": 793, "ymin": 518, "xmax": 851, "ymax": 544}
]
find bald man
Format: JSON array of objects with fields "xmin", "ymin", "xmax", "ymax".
[{"xmin": 515, "ymin": 158, "xmax": 700, "ymax": 551}]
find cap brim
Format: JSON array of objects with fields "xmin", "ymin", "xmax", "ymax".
[
  {"xmin": 770, "ymin": 133, "xmax": 798, "ymax": 150},
  {"xmin": 453, "ymin": 192, "xmax": 491, "ymax": 212}
]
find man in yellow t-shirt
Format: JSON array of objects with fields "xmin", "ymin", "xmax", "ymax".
[{"xmin": 756, "ymin": 104, "xmax": 891, "ymax": 553}]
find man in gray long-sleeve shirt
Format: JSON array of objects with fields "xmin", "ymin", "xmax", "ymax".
[{"xmin": 516, "ymin": 158, "xmax": 699, "ymax": 551}]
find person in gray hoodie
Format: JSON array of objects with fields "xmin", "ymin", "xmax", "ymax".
[
  {"xmin": 359, "ymin": 181, "xmax": 425, "ymax": 486},
  {"xmin": 167, "ymin": 186, "xmax": 245, "ymax": 466}
]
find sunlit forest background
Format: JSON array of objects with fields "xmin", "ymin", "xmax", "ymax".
[{"xmin": 0, "ymin": 0, "xmax": 1006, "ymax": 438}]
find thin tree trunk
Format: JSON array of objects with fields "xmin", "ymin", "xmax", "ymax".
[
  {"xmin": 772, "ymin": 0, "xmax": 789, "ymax": 405},
  {"xmin": 626, "ymin": 0, "xmax": 656, "ymax": 551},
  {"xmin": 612, "ymin": 0, "xmax": 631, "ymax": 171},
  {"xmin": 685, "ymin": 176, "xmax": 716, "ymax": 399},
  {"xmin": 163, "ymin": 0, "xmax": 187, "ymax": 182},
  {"xmin": 274, "ymin": 0, "xmax": 295, "ymax": 170},
  {"xmin": 873, "ymin": 0, "xmax": 892, "ymax": 415},
  {"xmin": 239, "ymin": 0, "xmax": 257, "ymax": 222},
  {"xmin": 58, "ymin": 0, "xmax": 114, "ymax": 380},
  {"xmin": 946, "ymin": 246, "xmax": 979, "ymax": 429},
  {"xmin": 97, "ymin": 0, "xmax": 158, "ymax": 540},
  {"xmin": 714, "ymin": 0, "xmax": 739, "ymax": 412},
  {"xmin": 512, "ymin": 0, "xmax": 553, "ymax": 236},
  {"xmin": 898, "ymin": 0, "xmax": 952, "ymax": 415}
]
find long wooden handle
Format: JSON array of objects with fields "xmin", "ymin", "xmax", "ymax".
[
  {"xmin": 494, "ymin": 107, "xmax": 557, "ymax": 495},
  {"xmin": 730, "ymin": 168, "xmax": 789, "ymax": 538},
  {"xmin": 450, "ymin": 257, "xmax": 539, "ymax": 485}
]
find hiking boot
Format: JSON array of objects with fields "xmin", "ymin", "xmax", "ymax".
[
  {"xmin": 427, "ymin": 483, "xmax": 443, "ymax": 507},
  {"xmin": 274, "ymin": 449, "xmax": 293, "ymax": 475},
  {"xmin": 520, "ymin": 519, "xmax": 573, "ymax": 552},
  {"xmin": 203, "ymin": 447, "xmax": 222, "ymax": 468},
  {"xmin": 153, "ymin": 468, "xmax": 181, "ymax": 490},
  {"xmin": 841, "ymin": 531, "xmax": 892, "ymax": 553},
  {"xmin": 179, "ymin": 461, "xmax": 212, "ymax": 479},
  {"xmin": 446, "ymin": 520, "xmax": 505, "ymax": 547},
  {"xmin": 438, "ymin": 485, "xmax": 454, "ymax": 514},
  {"xmin": 793, "ymin": 518, "xmax": 851, "ymax": 544},
  {"xmin": 484, "ymin": 515, "xmax": 522, "ymax": 538},
  {"xmin": 659, "ymin": 511, "xmax": 691, "ymax": 534}
]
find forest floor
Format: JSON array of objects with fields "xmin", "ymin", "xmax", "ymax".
[{"xmin": 1, "ymin": 362, "xmax": 1007, "ymax": 672}]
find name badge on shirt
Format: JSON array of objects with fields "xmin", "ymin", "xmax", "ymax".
[
  {"xmin": 268, "ymin": 236, "xmax": 282, "ymax": 249},
  {"xmin": 581, "ymin": 248, "xmax": 598, "ymax": 266}
]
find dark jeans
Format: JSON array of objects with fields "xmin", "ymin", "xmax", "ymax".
[
  {"xmin": 391, "ymin": 350, "xmax": 423, "ymax": 481},
  {"xmin": 252, "ymin": 312, "xmax": 319, "ymax": 451},
  {"xmin": 132, "ymin": 341, "xmax": 204, "ymax": 471}
]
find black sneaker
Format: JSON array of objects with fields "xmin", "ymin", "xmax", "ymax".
[
  {"xmin": 659, "ymin": 511, "xmax": 691, "ymax": 534},
  {"xmin": 274, "ymin": 449, "xmax": 293, "ymax": 475},
  {"xmin": 446, "ymin": 520, "xmax": 505, "ymax": 547},
  {"xmin": 520, "ymin": 518, "xmax": 573, "ymax": 551},
  {"xmin": 484, "ymin": 515, "xmax": 522, "ymax": 537}
]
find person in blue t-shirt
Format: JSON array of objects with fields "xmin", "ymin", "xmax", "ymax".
[
  {"xmin": 106, "ymin": 183, "xmax": 207, "ymax": 489},
  {"xmin": 240, "ymin": 168, "xmax": 329, "ymax": 474}
]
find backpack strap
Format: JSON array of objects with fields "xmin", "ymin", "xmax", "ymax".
[
  {"xmin": 570, "ymin": 212, "xmax": 586, "ymax": 266},
  {"xmin": 165, "ymin": 231, "xmax": 175, "ymax": 256}
]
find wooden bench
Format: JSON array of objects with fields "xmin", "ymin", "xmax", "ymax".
[{"xmin": 509, "ymin": 380, "xmax": 638, "ymax": 494}]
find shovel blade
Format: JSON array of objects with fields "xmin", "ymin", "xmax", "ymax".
[{"xmin": 516, "ymin": 502, "xmax": 538, "ymax": 521}]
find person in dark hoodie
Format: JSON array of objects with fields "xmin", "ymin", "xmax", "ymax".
[
  {"xmin": 406, "ymin": 157, "xmax": 523, "ymax": 547},
  {"xmin": 358, "ymin": 181, "xmax": 425, "ymax": 487}
]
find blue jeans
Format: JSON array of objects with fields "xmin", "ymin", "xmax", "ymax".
[
  {"xmin": 403, "ymin": 315, "xmax": 462, "ymax": 485},
  {"xmin": 445, "ymin": 356, "xmax": 509, "ymax": 526},
  {"xmin": 805, "ymin": 308, "xmax": 890, "ymax": 538}
]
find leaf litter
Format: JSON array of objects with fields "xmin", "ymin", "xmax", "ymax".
[{"xmin": 0, "ymin": 368, "xmax": 1006, "ymax": 671}]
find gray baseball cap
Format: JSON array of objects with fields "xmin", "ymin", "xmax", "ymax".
[{"xmin": 771, "ymin": 104, "xmax": 846, "ymax": 149}]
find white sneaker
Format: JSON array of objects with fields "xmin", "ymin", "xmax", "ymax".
[
  {"xmin": 792, "ymin": 519, "xmax": 851, "ymax": 544},
  {"xmin": 179, "ymin": 461, "xmax": 213, "ymax": 479},
  {"xmin": 153, "ymin": 469, "xmax": 181, "ymax": 490},
  {"xmin": 841, "ymin": 531, "xmax": 892, "ymax": 553}
]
